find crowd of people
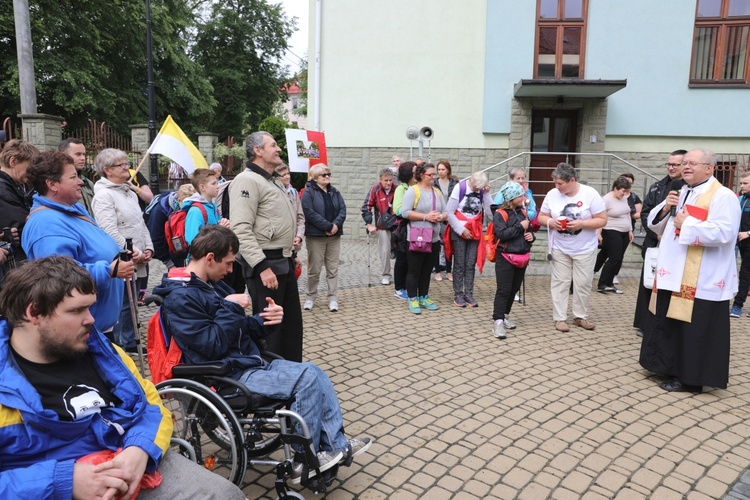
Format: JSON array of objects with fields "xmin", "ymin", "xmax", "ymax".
[{"xmin": 0, "ymin": 133, "xmax": 745, "ymax": 496}]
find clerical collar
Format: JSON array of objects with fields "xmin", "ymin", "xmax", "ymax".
[{"xmin": 686, "ymin": 177, "xmax": 711, "ymax": 189}]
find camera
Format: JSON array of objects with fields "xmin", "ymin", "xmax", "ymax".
[
  {"xmin": 2, "ymin": 227, "xmax": 12, "ymax": 244},
  {"xmin": 0, "ymin": 242, "xmax": 11, "ymax": 252}
]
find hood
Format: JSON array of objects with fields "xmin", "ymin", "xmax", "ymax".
[
  {"xmin": 181, "ymin": 193, "xmax": 216, "ymax": 210},
  {"xmin": 153, "ymin": 271, "xmax": 211, "ymax": 298},
  {"xmin": 94, "ymin": 176, "xmax": 129, "ymax": 193},
  {"xmin": 31, "ymin": 193, "xmax": 92, "ymax": 217}
]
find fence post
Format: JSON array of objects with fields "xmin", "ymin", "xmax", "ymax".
[
  {"xmin": 19, "ymin": 113, "xmax": 63, "ymax": 151},
  {"xmin": 198, "ymin": 132, "xmax": 219, "ymax": 164}
]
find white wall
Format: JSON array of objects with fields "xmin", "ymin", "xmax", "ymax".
[{"xmin": 309, "ymin": 0, "xmax": 505, "ymax": 149}]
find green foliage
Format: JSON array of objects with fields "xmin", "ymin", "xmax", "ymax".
[
  {"xmin": 213, "ymin": 143, "xmax": 245, "ymax": 160},
  {"xmin": 296, "ymin": 58, "xmax": 308, "ymax": 118},
  {"xmin": 193, "ymin": 0, "xmax": 296, "ymax": 140},
  {"xmin": 1, "ymin": 0, "xmax": 296, "ymax": 139}
]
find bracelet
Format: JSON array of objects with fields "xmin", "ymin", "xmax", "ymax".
[{"xmin": 111, "ymin": 258, "xmax": 120, "ymax": 278}]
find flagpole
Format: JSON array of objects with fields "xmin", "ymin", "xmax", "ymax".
[
  {"xmin": 129, "ymin": 150, "xmax": 151, "ymax": 182},
  {"xmin": 145, "ymin": 0, "xmax": 159, "ymax": 194}
]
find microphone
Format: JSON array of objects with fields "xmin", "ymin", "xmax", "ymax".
[{"xmin": 668, "ymin": 179, "xmax": 685, "ymax": 217}]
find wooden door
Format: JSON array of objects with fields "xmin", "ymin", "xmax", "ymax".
[{"xmin": 528, "ymin": 110, "xmax": 578, "ymax": 207}]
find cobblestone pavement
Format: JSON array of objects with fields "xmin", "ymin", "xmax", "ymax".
[{"xmin": 140, "ymin": 239, "xmax": 750, "ymax": 499}]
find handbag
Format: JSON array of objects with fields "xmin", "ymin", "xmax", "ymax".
[
  {"xmin": 409, "ymin": 226, "xmax": 434, "ymax": 252},
  {"xmin": 643, "ymin": 247, "xmax": 658, "ymax": 288},
  {"xmin": 408, "ymin": 188, "xmax": 436, "ymax": 253},
  {"xmin": 501, "ymin": 252, "xmax": 530, "ymax": 269},
  {"xmin": 377, "ymin": 211, "xmax": 398, "ymax": 231}
]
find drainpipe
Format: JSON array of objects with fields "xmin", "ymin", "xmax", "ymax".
[{"xmin": 313, "ymin": 0, "xmax": 322, "ymax": 131}]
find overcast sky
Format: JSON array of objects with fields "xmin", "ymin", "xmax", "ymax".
[{"xmin": 279, "ymin": 0, "xmax": 309, "ymax": 72}]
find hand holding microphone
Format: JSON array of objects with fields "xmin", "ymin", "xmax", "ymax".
[{"xmin": 668, "ymin": 179, "xmax": 685, "ymax": 217}]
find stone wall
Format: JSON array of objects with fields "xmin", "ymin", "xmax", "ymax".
[{"xmin": 19, "ymin": 113, "xmax": 63, "ymax": 151}]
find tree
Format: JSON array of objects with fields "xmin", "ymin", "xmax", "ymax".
[
  {"xmin": 258, "ymin": 115, "xmax": 295, "ymax": 163},
  {"xmin": 193, "ymin": 0, "xmax": 296, "ymax": 140},
  {"xmin": 295, "ymin": 57, "xmax": 308, "ymax": 118},
  {"xmin": 0, "ymin": 0, "xmax": 214, "ymax": 136}
]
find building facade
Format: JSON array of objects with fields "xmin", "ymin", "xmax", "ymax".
[{"xmin": 307, "ymin": 0, "xmax": 749, "ymax": 236}]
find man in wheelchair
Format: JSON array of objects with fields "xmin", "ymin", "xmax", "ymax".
[
  {"xmin": 0, "ymin": 256, "xmax": 245, "ymax": 499},
  {"xmin": 153, "ymin": 225, "xmax": 371, "ymax": 483}
]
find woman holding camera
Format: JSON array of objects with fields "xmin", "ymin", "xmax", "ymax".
[{"xmin": 22, "ymin": 151, "xmax": 135, "ymax": 335}]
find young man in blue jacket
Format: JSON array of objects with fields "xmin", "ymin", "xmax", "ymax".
[
  {"xmin": 153, "ymin": 225, "xmax": 371, "ymax": 483},
  {"xmin": 0, "ymin": 256, "xmax": 244, "ymax": 499}
]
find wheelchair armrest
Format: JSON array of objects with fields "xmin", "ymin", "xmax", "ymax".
[
  {"xmin": 143, "ymin": 295, "xmax": 164, "ymax": 307},
  {"xmin": 171, "ymin": 363, "xmax": 228, "ymax": 377}
]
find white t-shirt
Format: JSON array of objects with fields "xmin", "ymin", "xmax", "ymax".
[{"xmin": 541, "ymin": 184, "xmax": 606, "ymax": 255}]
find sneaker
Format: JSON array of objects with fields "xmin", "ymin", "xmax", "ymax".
[
  {"xmin": 137, "ymin": 289, "xmax": 147, "ymax": 306},
  {"xmin": 636, "ymin": 329, "xmax": 644, "ymax": 337},
  {"xmin": 434, "ymin": 273, "xmax": 443, "ymax": 282},
  {"xmin": 555, "ymin": 321, "xmax": 570, "ymax": 333},
  {"xmin": 409, "ymin": 298, "xmax": 421, "ymax": 314},
  {"xmin": 329, "ymin": 300, "xmax": 338, "ymax": 312},
  {"xmin": 303, "ymin": 299, "xmax": 314, "ymax": 310},
  {"xmin": 613, "ymin": 276, "xmax": 620, "ymax": 284},
  {"xmin": 454, "ymin": 295, "xmax": 467, "ymax": 307},
  {"xmin": 394, "ymin": 289, "xmax": 408, "ymax": 300},
  {"xmin": 464, "ymin": 294, "xmax": 478, "ymax": 307},
  {"xmin": 446, "ymin": 272, "xmax": 453, "ymax": 282},
  {"xmin": 381, "ymin": 277, "xmax": 390, "ymax": 286},
  {"xmin": 514, "ymin": 294, "xmax": 521, "ymax": 303},
  {"xmin": 503, "ymin": 315, "xmax": 516, "ymax": 329},
  {"xmin": 747, "ymin": 311, "xmax": 750, "ymax": 318},
  {"xmin": 573, "ymin": 317, "xmax": 596, "ymax": 330},
  {"xmin": 493, "ymin": 320, "xmax": 507, "ymax": 339},
  {"xmin": 601, "ymin": 286, "xmax": 624, "ymax": 294},
  {"xmin": 347, "ymin": 437, "xmax": 372, "ymax": 458},
  {"xmin": 420, "ymin": 296, "xmax": 439, "ymax": 310},
  {"xmin": 730, "ymin": 305, "xmax": 742, "ymax": 318},
  {"xmin": 290, "ymin": 450, "xmax": 344, "ymax": 485}
]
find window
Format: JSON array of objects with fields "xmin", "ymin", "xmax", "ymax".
[
  {"xmin": 292, "ymin": 96, "xmax": 299, "ymax": 109},
  {"xmin": 691, "ymin": 0, "xmax": 750, "ymax": 84},
  {"xmin": 535, "ymin": 0, "xmax": 588, "ymax": 79}
]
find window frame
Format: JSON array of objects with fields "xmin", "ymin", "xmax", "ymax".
[
  {"xmin": 533, "ymin": 0, "xmax": 589, "ymax": 79},
  {"xmin": 689, "ymin": 0, "xmax": 750, "ymax": 86}
]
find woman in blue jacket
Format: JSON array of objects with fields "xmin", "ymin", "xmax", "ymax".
[
  {"xmin": 22, "ymin": 151, "xmax": 135, "ymax": 335},
  {"xmin": 301, "ymin": 164, "xmax": 346, "ymax": 312}
]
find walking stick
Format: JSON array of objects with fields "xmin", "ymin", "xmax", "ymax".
[
  {"xmin": 122, "ymin": 239, "xmax": 146, "ymax": 375},
  {"xmin": 366, "ymin": 229, "xmax": 372, "ymax": 288}
]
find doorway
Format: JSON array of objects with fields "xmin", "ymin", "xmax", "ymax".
[{"xmin": 528, "ymin": 110, "xmax": 579, "ymax": 207}]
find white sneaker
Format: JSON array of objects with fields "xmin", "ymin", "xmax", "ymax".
[
  {"xmin": 329, "ymin": 300, "xmax": 338, "ymax": 312},
  {"xmin": 290, "ymin": 450, "xmax": 344, "ymax": 485},
  {"xmin": 493, "ymin": 321, "xmax": 507, "ymax": 339},
  {"xmin": 613, "ymin": 276, "xmax": 619, "ymax": 284},
  {"xmin": 303, "ymin": 299, "xmax": 314, "ymax": 310},
  {"xmin": 514, "ymin": 294, "xmax": 521, "ymax": 303},
  {"xmin": 381, "ymin": 277, "xmax": 390, "ymax": 285},
  {"xmin": 503, "ymin": 315, "xmax": 516, "ymax": 329}
]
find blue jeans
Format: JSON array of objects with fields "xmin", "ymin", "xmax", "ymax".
[
  {"xmin": 113, "ymin": 282, "xmax": 137, "ymax": 349},
  {"xmin": 238, "ymin": 360, "xmax": 348, "ymax": 454}
]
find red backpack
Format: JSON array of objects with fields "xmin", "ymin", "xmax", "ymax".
[
  {"xmin": 485, "ymin": 209, "xmax": 508, "ymax": 263},
  {"xmin": 164, "ymin": 202, "xmax": 207, "ymax": 256}
]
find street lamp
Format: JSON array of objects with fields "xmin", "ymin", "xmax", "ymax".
[{"xmin": 145, "ymin": 0, "xmax": 159, "ymax": 193}]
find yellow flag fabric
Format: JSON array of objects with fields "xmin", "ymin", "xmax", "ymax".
[{"xmin": 148, "ymin": 115, "xmax": 208, "ymax": 174}]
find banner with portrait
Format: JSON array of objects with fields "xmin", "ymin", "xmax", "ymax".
[{"xmin": 285, "ymin": 129, "xmax": 328, "ymax": 173}]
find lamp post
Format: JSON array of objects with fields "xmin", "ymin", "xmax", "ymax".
[{"xmin": 145, "ymin": 0, "xmax": 159, "ymax": 193}]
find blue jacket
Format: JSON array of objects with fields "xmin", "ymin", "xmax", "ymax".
[
  {"xmin": 22, "ymin": 196, "xmax": 124, "ymax": 332},
  {"xmin": 153, "ymin": 273, "xmax": 270, "ymax": 378},
  {"xmin": 145, "ymin": 190, "xmax": 179, "ymax": 266},
  {"xmin": 301, "ymin": 181, "xmax": 346, "ymax": 237},
  {"xmin": 0, "ymin": 322, "xmax": 172, "ymax": 499},
  {"xmin": 182, "ymin": 194, "xmax": 221, "ymax": 245}
]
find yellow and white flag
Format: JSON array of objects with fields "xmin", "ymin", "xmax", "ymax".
[{"xmin": 148, "ymin": 115, "xmax": 208, "ymax": 174}]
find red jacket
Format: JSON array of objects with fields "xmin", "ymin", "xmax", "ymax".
[{"xmin": 361, "ymin": 181, "xmax": 397, "ymax": 229}]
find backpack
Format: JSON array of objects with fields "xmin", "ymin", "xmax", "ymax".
[
  {"xmin": 147, "ymin": 309, "xmax": 183, "ymax": 385},
  {"xmin": 143, "ymin": 190, "xmax": 173, "ymax": 224},
  {"xmin": 215, "ymin": 180, "xmax": 232, "ymax": 217},
  {"xmin": 164, "ymin": 202, "xmax": 207, "ymax": 256},
  {"xmin": 485, "ymin": 209, "xmax": 508, "ymax": 263}
]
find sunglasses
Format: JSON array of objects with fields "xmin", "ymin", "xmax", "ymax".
[{"xmin": 320, "ymin": 173, "xmax": 331, "ymax": 178}]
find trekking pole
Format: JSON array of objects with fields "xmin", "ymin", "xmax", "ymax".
[
  {"xmin": 366, "ymin": 229, "xmax": 372, "ymax": 288},
  {"xmin": 122, "ymin": 239, "xmax": 146, "ymax": 375}
]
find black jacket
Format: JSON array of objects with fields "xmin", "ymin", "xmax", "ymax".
[
  {"xmin": 0, "ymin": 170, "xmax": 33, "ymax": 262},
  {"xmin": 301, "ymin": 181, "xmax": 346, "ymax": 237},
  {"xmin": 494, "ymin": 206, "xmax": 535, "ymax": 255},
  {"xmin": 640, "ymin": 175, "xmax": 675, "ymax": 251},
  {"xmin": 739, "ymin": 192, "xmax": 750, "ymax": 249}
]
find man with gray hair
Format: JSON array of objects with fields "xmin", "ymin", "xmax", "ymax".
[
  {"xmin": 362, "ymin": 167, "xmax": 397, "ymax": 285},
  {"xmin": 229, "ymin": 131, "xmax": 303, "ymax": 361},
  {"xmin": 640, "ymin": 148, "xmax": 740, "ymax": 393}
]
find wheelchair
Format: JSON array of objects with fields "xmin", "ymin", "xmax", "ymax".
[{"xmin": 145, "ymin": 296, "xmax": 344, "ymax": 498}]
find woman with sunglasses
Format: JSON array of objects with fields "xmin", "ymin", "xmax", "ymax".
[
  {"xmin": 301, "ymin": 164, "xmax": 347, "ymax": 312},
  {"xmin": 401, "ymin": 163, "xmax": 448, "ymax": 314}
]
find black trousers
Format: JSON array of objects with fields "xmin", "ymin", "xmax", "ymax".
[
  {"xmin": 493, "ymin": 256, "xmax": 526, "ymax": 321},
  {"xmin": 393, "ymin": 248, "xmax": 408, "ymax": 291},
  {"xmin": 733, "ymin": 245, "xmax": 750, "ymax": 308},
  {"xmin": 406, "ymin": 242, "xmax": 440, "ymax": 298},
  {"xmin": 246, "ymin": 265, "xmax": 303, "ymax": 362},
  {"xmin": 596, "ymin": 229, "xmax": 630, "ymax": 288}
]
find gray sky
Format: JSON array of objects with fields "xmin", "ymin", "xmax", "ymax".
[{"xmin": 279, "ymin": 0, "xmax": 309, "ymax": 71}]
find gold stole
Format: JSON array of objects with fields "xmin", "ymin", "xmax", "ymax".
[{"xmin": 649, "ymin": 179, "xmax": 722, "ymax": 322}]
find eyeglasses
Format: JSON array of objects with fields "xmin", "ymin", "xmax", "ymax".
[
  {"xmin": 665, "ymin": 163, "xmax": 682, "ymax": 168},
  {"xmin": 320, "ymin": 173, "xmax": 331, "ymax": 178},
  {"xmin": 681, "ymin": 161, "xmax": 711, "ymax": 167},
  {"xmin": 423, "ymin": 173, "xmax": 435, "ymax": 178},
  {"xmin": 109, "ymin": 162, "xmax": 129, "ymax": 169}
]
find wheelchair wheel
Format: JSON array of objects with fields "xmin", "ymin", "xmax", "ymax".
[{"xmin": 157, "ymin": 379, "xmax": 248, "ymax": 486}]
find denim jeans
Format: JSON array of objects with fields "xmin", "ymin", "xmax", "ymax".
[{"xmin": 238, "ymin": 360, "xmax": 348, "ymax": 454}]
